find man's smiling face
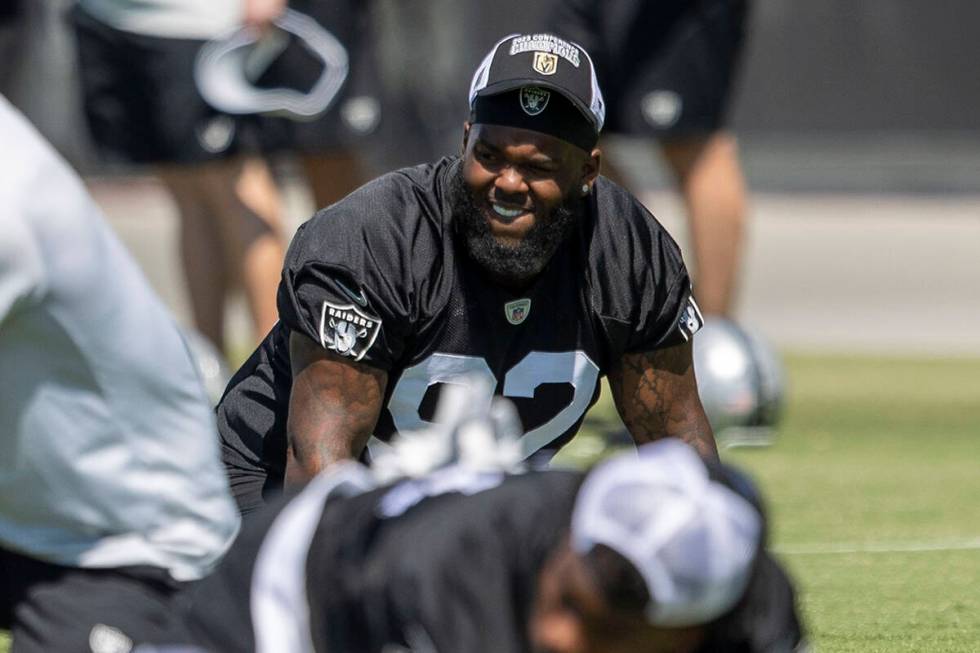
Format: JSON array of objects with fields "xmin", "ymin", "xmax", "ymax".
[{"xmin": 456, "ymin": 122, "xmax": 599, "ymax": 287}]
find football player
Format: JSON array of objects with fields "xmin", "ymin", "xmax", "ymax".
[
  {"xmin": 173, "ymin": 439, "xmax": 806, "ymax": 653},
  {"xmin": 0, "ymin": 97, "xmax": 239, "ymax": 652},
  {"xmin": 217, "ymin": 32, "xmax": 715, "ymax": 515}
]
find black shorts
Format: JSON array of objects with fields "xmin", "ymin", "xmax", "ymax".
[
  {"xmin": 0, "ymin": 547, "xmax": 192, "ymax": 653},
  {"xmin": 552, "ymin": 0, "xmax": 748, "ymax": 138},
  {"xmin": 252, "ymin": 0, "xmax": 383, "ymax": 155},
  {"xmin": 71, "ymin": 3, "xmax": 378, "ymax": 165},
  {"xmin": 71, "ymin": 5, "xmax": 257, "ymax": 165}
]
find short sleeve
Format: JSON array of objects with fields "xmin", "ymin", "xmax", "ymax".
[
  {"xmin": 276, "ymin": 179, "xmax": 420, "ymax": 370},
  {"xmin": 590, "ymin": 182, "xmax": 705, "ymax": 355},
  {"xmin": 638, "ymin": 275, "xmax": 705, "ymax": 351}
]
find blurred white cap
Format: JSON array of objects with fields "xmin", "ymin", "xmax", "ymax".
[
  {"xmin": 571, "ymin": 439, "xmax": 762, "ymax": 627},
  {"xmin": 194, "ymin": 9, "xmax": 348, "ymax": 120}
]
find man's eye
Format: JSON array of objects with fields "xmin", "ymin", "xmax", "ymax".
[{"xmin": 526, "ymin": 164, "xmax": 556, "ymax": 176}]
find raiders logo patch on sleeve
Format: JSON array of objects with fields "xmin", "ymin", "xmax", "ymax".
[
  {"xmin": 319, "ymin": 300, "xmax": 382, "ymax": 361},
  {"xmin": 677, "ymin": 296, "xmax": 704, "ymax": 342}
]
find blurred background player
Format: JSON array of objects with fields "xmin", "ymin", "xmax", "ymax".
[
  {"xmin": 71, "ymin": 0, "xmax": 289, "ymax": 355},
  {"xmin": 172, "ymin": 436, "xmax": 805, "ymax": 653},
  {"xmin": 549, "ymin": 0, "xmax": 750, "ymax": 317},
  {"xmin": 0, "ymin": 97, "xmax": 239, "ymax": 652},
  {"xmin": 244, "ymin": 0, "xmax": 380, "ymax": 211}
]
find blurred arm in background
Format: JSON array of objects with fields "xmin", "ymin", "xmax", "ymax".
[{"xmin": 244, "ymin": 0, "xmax": 287, "ymax": 29}]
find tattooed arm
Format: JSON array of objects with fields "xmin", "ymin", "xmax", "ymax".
[
  {"xmin": 607, "ymin": 339, "xmax": 719, "ymax": 461},
  {"xmin": 284, "ymin": 330, "xmax": 388, "ymax": 488}
]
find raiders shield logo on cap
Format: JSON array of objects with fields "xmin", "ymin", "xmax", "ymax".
[
  {"xmin": 504, "ymin": 298, "xmax": 532, "ymax": 325},
  {"xmin": 519, "ymin": 87, "xmax": 550, "ymax": 116},
  {"xmin": 532, "ymin": 51, "xmax": 559, "ymax": 75}
]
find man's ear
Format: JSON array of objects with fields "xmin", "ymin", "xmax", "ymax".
[
  {"xmin": 581, "ymin": 146, "xmax": 602, "ymax": 188},
  {"xmin": 461, "ymin": 122, "xmax": 472, "ymax": 156}
]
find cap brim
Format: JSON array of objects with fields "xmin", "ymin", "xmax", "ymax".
[{"xmin": 474, "ymin": 79, "xmax": 599, "ymax": 131}]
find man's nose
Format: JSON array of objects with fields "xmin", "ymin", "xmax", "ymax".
[{"xmin": 495, "ymin": 166, "xmax": 529, "ymax": 195}]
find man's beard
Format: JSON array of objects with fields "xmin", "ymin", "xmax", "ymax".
[{"xmin": 450, "ymin": 168, "xmax": 585, "ymax": 288}]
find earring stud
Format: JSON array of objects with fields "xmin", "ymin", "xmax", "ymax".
[{"xmin": 581, "ymin": 184, "xmax": 590, "ymax": 195}]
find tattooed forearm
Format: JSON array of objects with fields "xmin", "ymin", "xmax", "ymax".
[
  {"xmin": 608, "ymin": 340, "xmax": 718, "ymax": 461},
  {"xmin": 285, "ymin": 331, "xmax": 387, "ymax": 486}
]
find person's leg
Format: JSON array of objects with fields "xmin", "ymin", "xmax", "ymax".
[
  {"xmin": 298, "ymin": 149, "xmax": 367, "ymax": 210},
  {"xmin": 159, "ymin": 156, "xmax": 285, "ymax": 352},
  {"xmin": 158, "ymin": 165, "xmax": 229, "ymax": 350},
  {"xmin": 661, "ymin": 131, "xmax": 747, "ymax": 317},
  {"xmin": 228, "ymin": 156, "xmax": 285, "ymax": 342}
]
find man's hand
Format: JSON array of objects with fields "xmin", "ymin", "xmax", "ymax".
[
  {"xmin": 244, "ymin": 0, "xmax": 287, "ymax": 31},
  {"xmin": 285, "ymin": 331, "xmax": 387, "ymax": 488},
  {"xmin": 607, "ymin": 340, "xmax": 719, "ymax": 461}
]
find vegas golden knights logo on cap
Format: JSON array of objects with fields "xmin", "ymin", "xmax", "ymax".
[{"xmin": 532, "ymin": 51, "xmax": 559, "ymax": 75}]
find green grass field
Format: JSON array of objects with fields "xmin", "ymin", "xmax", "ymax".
[
  {"xmin": 563, "ymin": 352, "xmax": 980, "ymax": 652},
  {"xmin": 3, "ymin": 353, "xmax": 978, "ymax": 652}
]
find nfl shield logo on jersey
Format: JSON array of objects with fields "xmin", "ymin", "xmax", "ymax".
[
  {"xmin": 319, "ymin": 300, "xmax": 382, "ymax": 361},
  {"xmin": 504, "ymin": 298, "xmax": 532, "ymax": 325}
]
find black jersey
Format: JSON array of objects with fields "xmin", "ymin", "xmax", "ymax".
[
  {"xmin": 217, "ymin": 157, "xmax": 701, "ymax": 509},
  {"xmin": 183, "ymin": 467, "xmax": 583, "ymax": 653},
  {"xmin": 180, "ymin": 466, "xmax": 804, "ymax": 653}
]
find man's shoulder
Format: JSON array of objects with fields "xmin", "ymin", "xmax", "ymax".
[
  {"xmin": 579, "ymin": 176, "xmax": 694, "ymax": 351},
  {"xmin": 291, "ymin": 159, "xmax": 454, "ymax": 258},
  {"xmin": 276, "ymin": 159, "xmax": 459, "ymax": 365},
  {"xmin": 583, "ymin": 176, "xmax": 686, "ymax": 283},
  {"xmin": 590, "ymin": 176, "xmax": 675, "ymax": 241}
]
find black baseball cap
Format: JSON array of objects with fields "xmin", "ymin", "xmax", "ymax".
[{"xmin": 468, "ymin": 33, "xmax": 606, "ymax": 134}]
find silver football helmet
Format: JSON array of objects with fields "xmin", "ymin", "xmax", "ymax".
[{"xmin": 693, "ymin": 318, "xmax": 786, "ymax": 448}]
